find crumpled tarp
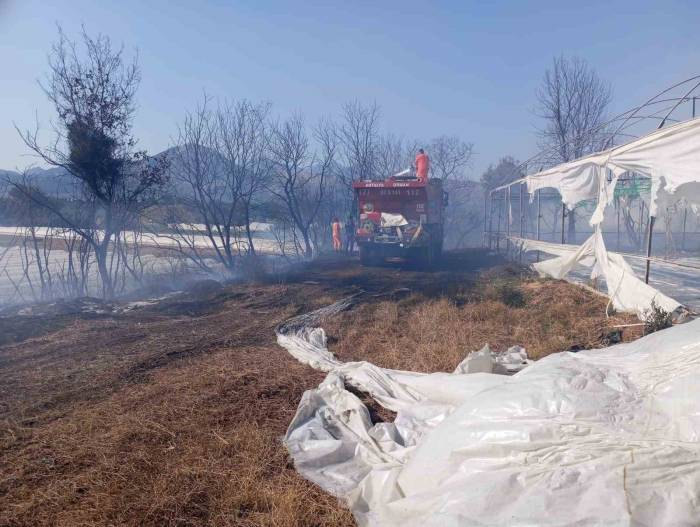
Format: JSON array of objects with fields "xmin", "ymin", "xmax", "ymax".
[
  {"xmin": 455, "ymin": 343, "xmax": 531, "ymax": 374},
  {"xmin": 526, "ymin": 117, "xmax": 700, "ymax": 223},
  {"xmin": 280, "ymin": 299, "xmax": 700, "ymax": 526},
  {"xmin": 380, "ymin": 213, "xmax": 409, "ymax": 228},
  {"xmin": 514, "ymin": 230, "xmax": 681, "ymax": 317}
]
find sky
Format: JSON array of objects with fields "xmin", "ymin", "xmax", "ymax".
[{"xmin": 1, "ymin": 0, "xmax": 698, "ymax": 178}]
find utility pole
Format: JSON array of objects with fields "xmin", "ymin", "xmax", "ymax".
[
  {"xmin": 682, "ymin": 207, "xmax": 688, "ymax": 252},
  {"xmin": 496, "ymin": 191, "xmax": 502, "ymax": 252},
  {"xmin": 638, "ymin": 199, "xmax": 645, "ymax": 248},
  {"xmin": 487, "ymin": 192, "xmax": 494, "ymax": 250},
  {"xmin": 506, "ymin": 186, "xmax": 511, "ymax": 253},
  {"xmin": 483, "ymin": 194, "xmax": 489, "ymax": 248},
  {"xmin": 536, "ymin": 190, "xmax": 541, "ymax": 262},
  {"xmin": 519, "ymin": 183, "xmax": 524, "ymax": 238},
  {"xmin": 616, "ymin": 197, "xmax": 621, "ymax": 251},
  {"xmin": 645, "ymin": 215, "xmax": 655, "ymax": 284},
  {"xmin": 536, "ymin": 191, "xmax": 541, "ymax": 241},
  {"xmin": 561, "ymin": 203, "xmax": 566, "ymax": 244},
  {"xmin": 518, "ymin": 183, "xmax": 525, "ymax": 263}
]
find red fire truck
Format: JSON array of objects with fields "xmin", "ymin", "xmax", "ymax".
[{"xmin": 352, "ymin": 176, "xmax": 447, "ymax": 267}]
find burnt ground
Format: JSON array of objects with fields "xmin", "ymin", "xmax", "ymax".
[{"xmin": 0, "ymin": 249, "xmax": 640, "ymax": 526}]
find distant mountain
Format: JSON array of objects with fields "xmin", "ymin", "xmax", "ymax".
[
  {"xmin": 0, "ymin": 145, "xmax": 268, "ymax": 200},
  {"xmin": 157, "ymin": 144, "xmax": 236, "ymax": 197},
  {"xmin": 0, "ymin": 150, "xmax": 179, "ymax": 198},
  {"xmin": 0, "ymin": 166, "xmax": 74, "ymax": 198},
  {"xmin": 27, "ymin": 166, "xmax": 74, "ymax": 196}
]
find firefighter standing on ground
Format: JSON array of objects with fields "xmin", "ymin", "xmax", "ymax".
[
  {"xmin": 331, "ymin": 217, "xmax": 342, "ymax": 252},
  {"xmin": 415, "ymin": 148, "xmax": 430, "ymax": 182},
  {"xmin": 344, "ymin": 216, "xmax": 355, "ymax": 254}
]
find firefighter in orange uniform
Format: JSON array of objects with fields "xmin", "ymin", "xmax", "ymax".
[
  {"xmin": 415, "ymin": 148, "xmax": 430, "ymax": 183},
  {"xmin": 331, "ymin": 217, "xmax": 342, "ymax": 252}
]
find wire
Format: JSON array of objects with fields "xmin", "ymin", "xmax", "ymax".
[
  {"xmin": 658, "ymin": 80, "xmax": 700, "ymax": 128},
  {"xmin": 611, "ymin": 75, "xmax": 700, "ymax": 138}
]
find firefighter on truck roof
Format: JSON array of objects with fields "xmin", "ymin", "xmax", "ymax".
[{"xmin": 415, "ymin": 148, "xmax": 430, "ymax": 183}]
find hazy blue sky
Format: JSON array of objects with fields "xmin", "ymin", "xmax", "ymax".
[{"xmin": 1, "ymin": 0, "xmax": 698, "ymax": 176}]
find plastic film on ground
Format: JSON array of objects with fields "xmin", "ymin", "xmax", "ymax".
[{"xmin": 278, "ymin": 298, "xmax": 700, "ymax": 526}]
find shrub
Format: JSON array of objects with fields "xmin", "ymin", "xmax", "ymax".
[
  {"xmin": 496, "ymin": 282, "xmax": 526, "ymax": 308},
  {"xmin": 643, "ymin": 299, "xmax": 673, "ymax": 335}
]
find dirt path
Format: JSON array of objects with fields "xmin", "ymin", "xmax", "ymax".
[{"xmin": 0, "ymin": 250, "xmax": 638, "ymax": 526}]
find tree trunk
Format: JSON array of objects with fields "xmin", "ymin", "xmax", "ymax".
[
  {"xmin": 95, "ymin": 242, "xmax": 114, "ymax": 299},
  {"xmin": 244, "ymin": 205, "xmax": 256, "ymax": 256},
  {"xmin": 301, "ymin": 228, "xmax": 313, "ymax": 259}
]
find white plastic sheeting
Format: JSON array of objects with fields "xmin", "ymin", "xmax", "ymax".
[
  {"xmin": 380, "ymin": 213, "xmax": 409, "ymax": 228},
  {"xmin": 503, "ymin": 118, "xmax": 700, "ymax": 317},
  {"xmin": 656, "ymin": 182, "xmax": 700, "ymax": 215},
  {"xmin": 280, "ymin": 299, "xmax": 700, "ymax": 526},
  {"xmin": 392, "ymin": 168, "xmax": 412, "ymax": 178},
  {"xmin": 526, "ymin": 117, "xmax": 700, "ymax": 223},
  {"xmin": 454, "ymin": 344, "xmax": 530, "ymax": 375},
  {"xmin": 526, "ymin": 154, "xmax": 606, "ymax": 213},
  {"xmin": 514, "ymin": 231, "xmax": 681, "ymax": 317}
]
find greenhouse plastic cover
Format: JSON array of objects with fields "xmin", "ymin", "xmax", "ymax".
[
  {"xmin": 525, "ymin": 117, "xmax": 700, "ymax": 223},
  {"xmin": 279, "ymin": 301, "xmax": 700, "ymax": 526},
  {"xmin": 514, "ymin": 230, "xmax": 681, "ymax": 317}
]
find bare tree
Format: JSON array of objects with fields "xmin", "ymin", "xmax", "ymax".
[
  {"xmin": 167, "ymin": 97, "xmax": 221, "ymax": 271},
  {"xmin": 336, "ymin": 100, "xmax": 380, "ymax": 187},
  {"xmin": 5, "ymin": 171, "xmax": 54, "ymax": 301},
  {"xmin": 14, "ymin": 27, "xmax": 168, "ymax": 298},
  {"xmin": 423, "ymin": 135, "xmax": 476, "ymax": 249},
  {"xmin": 375, "ymin": 134, "xmax": 408, "ymax": 179},
  {"xmin": 481, "ymin": 156, "xmax": 524, "ymax": 191},
  {"xmin": 61, "ymin": 228, "xmax": 94, "ymax": 297},
  {"xmin": 442, "ymin": 180, "xmax": 483, "ymax": 249},
  {"xmin": 536, "ymin": 55, "xmax": 612, "ymax": 241},
  {"xmin": 312, "ymin": 158, "xmax": 350, "ymax": 253},
  {"xmin": 215, "ymin": 100, "xmax": 272, "ymax": 257},
  {"xmin": 375, "ymin": 133, "xmax": 474, "ymax": 182},
  {"xmin": 2, "ymin": 168, "xmax": 102, "ymax": 302},
  {"xmin": 268, "ymin": 114, "xmax": 337, "ymax": 258},
  {"xmin": 168, "ymin": 97, "xmax": 271, "ymax": 272},
  {"xmin": 428, "ymin": 135, "xmax": 474, "ymax": 181}
]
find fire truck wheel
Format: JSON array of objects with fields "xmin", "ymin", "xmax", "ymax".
[
  {"xmin": 434, "ymin": 239, "xmax": 443, "ymax": 257},
  {"xmin": 360, "ymin": 247, "xmax": 369, "ymax": 265},
  {"xmin": 418, "ymin": 244, "xmax": 435, "ymax": 270},
  {"xmin": 360, "ymin": 247, "xmax": 380, "ymax": 266}
]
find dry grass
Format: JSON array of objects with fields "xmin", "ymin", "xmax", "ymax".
[
  {"xmin": 0, "ymin": 254, "xmax": 643, "ymax": 526},
  {"xmin": 0, "ymin": 284, "xmax": 353, "ymax": 527},
  {"xmin": 1, "ymin": 347, "xmax": 352, "ymax": 526},
  {"xmin": 325, "ymin": 273, "xmax": 641, "ymax": 372},
  {"xmin": 6, "ymin": 351, "xmax": 353, "ymax": 526}
]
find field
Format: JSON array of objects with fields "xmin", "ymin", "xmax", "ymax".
[
  {"xmin": 0, "ymin": 224, "xmax": 290, "ymax": 306},
  {"xmin": 0, "ymin": 250, "xmax": 641, "ymax": 526}
]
